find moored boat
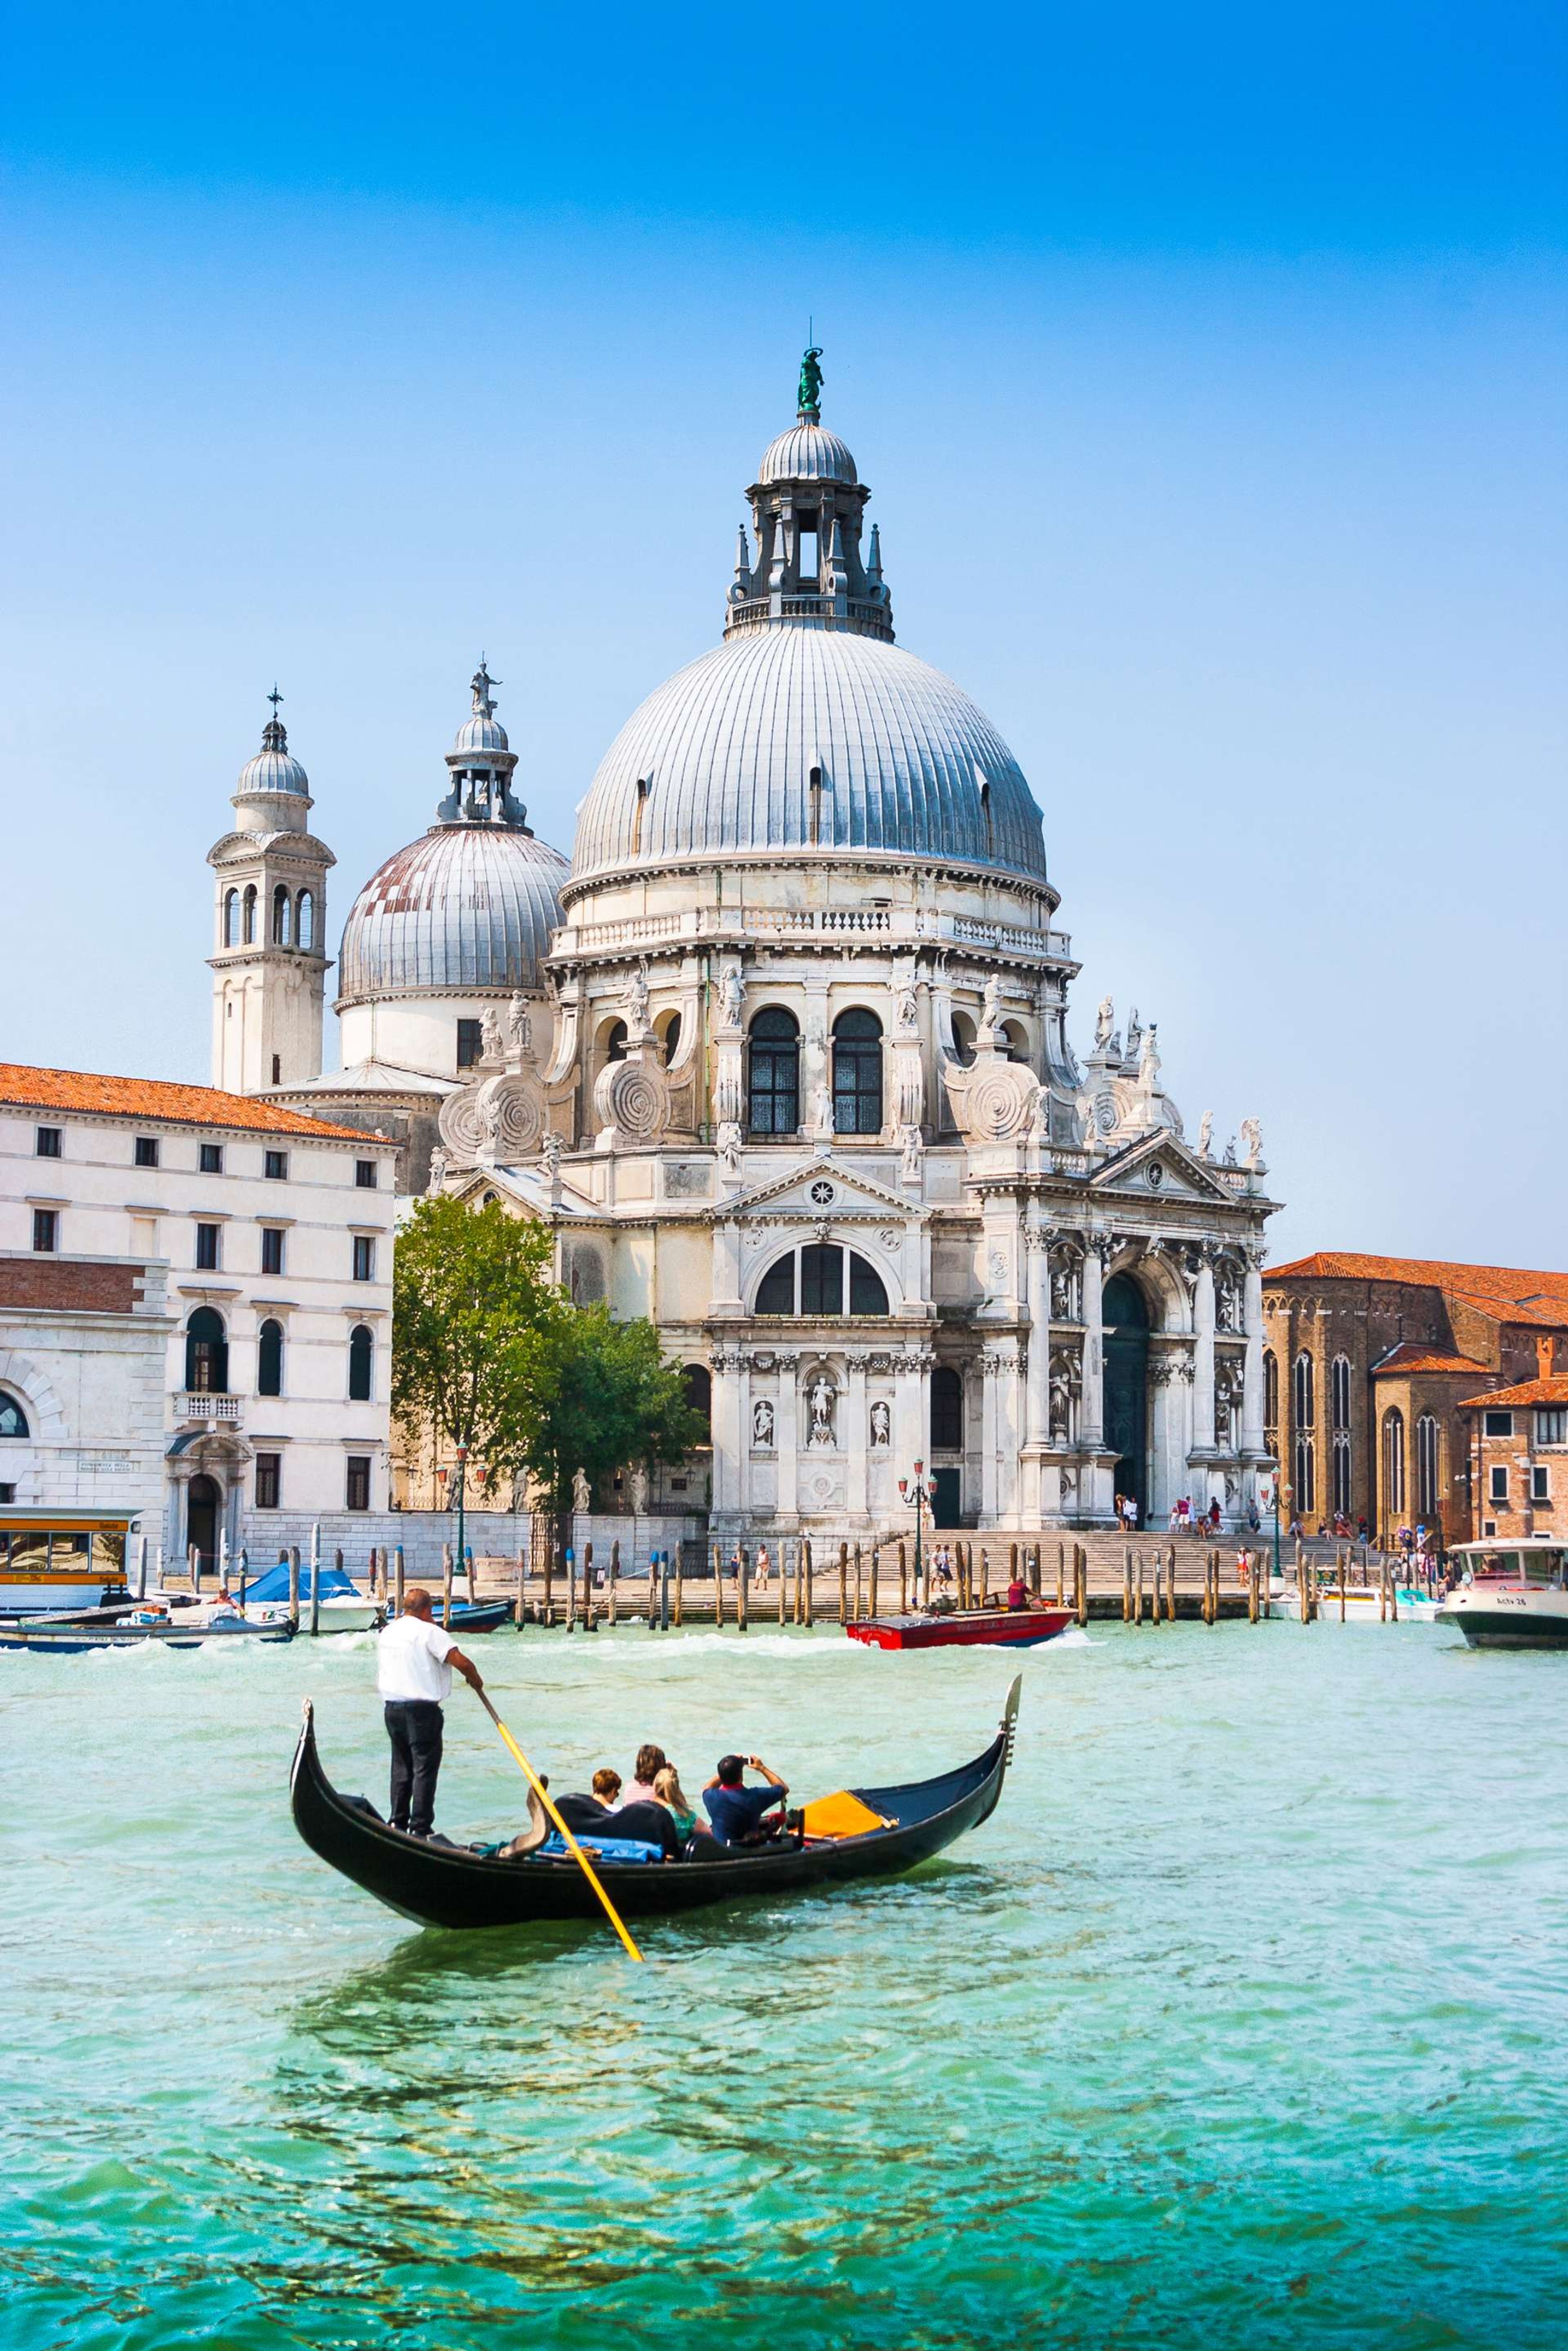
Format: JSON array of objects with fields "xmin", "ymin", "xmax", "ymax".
[
  {"xmin": 240, "ymin": 1558, "xmax": 383, "ymax": 1634},
  {"xmin": 846, "ymin": 1604, "xmax": 1071, "ymax": 1651},
  {"xmin": 290, "ymin": 1677, "xmax": 1021, "ymax": 1930},
  {"xmin": 1437, "ymin": 1541, "xmax": 1568, "ymax": 1649},
  {"xmin": 0, "ymin": 1611, "xmax": 293, "ymax": 1653}
]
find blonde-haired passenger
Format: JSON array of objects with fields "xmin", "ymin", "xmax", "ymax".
[{"xmin": 653, "ymin": 1765, "xmax": 712, "ymax": 1847}]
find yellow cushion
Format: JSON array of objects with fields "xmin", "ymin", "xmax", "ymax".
[{"xmin": 800, "ymin": 1790, "xmax": 893, "ymax": 1840}]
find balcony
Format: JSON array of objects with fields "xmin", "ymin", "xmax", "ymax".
[
  {"xmin": 176, "ymin": 1393, "xmax": 242, "ymax": 1423},
  {"xmin": 550, "ymin": 906, "xmax": 1076, "ymax": 966}
]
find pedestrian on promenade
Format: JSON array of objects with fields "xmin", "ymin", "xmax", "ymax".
[{"xmin": 377, "ymin": 1586, "xmax": 484, "ymax": 1838}]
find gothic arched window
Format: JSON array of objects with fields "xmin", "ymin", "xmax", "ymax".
[
  {"xmin": 348, "ymin": 1323, "xmax": 373, "ymax": 1403},
  {"xmin": 1263, "ymin": 1349, "xmax": 1279, "ymax": 1450},
  {"xmin": 1293, "ymin": 1351, "xmax": 1315, "ymax": 1429},
  {"xmin": 296, "ymin": 891, "xmax": 314, "ymax": 951},
  {"xmin": 931, "ymin": 1365, "xmax": 964, "ymax": 1451},
  {"xmin": 832, "ymin": 1008, "xmax": 883, "ymax": 1134},
  {"xmin": 1294, "ymin": 1431, "xmax": 1316, "ymax": 1516},
  {"xmin": 1331, "ymin": 1354, "xmax": 1352, "ymax": 1431},
  {"xmin": 1383, "ymin": 1409, "xmax": 1406, "ymax": 1518},
  {"xmin": 1415, "ymin": 1413, "xmax": 1439, "ymax": 1518},
  {"xmin": 185, "ymin": 1307, "xmax": 228, "ymax": 1395},
  {"xmin": 223, "ymin": 890, "xmax": 239, "ymax": 947},
  {"xmin": 242, "ymin": 885, "xmax": 257, "ymax": 944},
  {"xmin": 272, "ymin": 884, "xmax": 292, "ymax": 946},
  {"xmin": 748, "ymin": 1008, "xmax": 799, "ymax": 1135},
  {"xmin": 257, "ymin": 1318, "xmax": 284, "ymax": 1398},
  {"xmin": 1332, "ymin": 1433, "xmax": 1353, "ymax": 1518}
]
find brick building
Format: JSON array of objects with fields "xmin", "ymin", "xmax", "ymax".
[
  {"xmin": 1261, "ymin": 1253, "xmax": 1568, "ymax": 1546},
  {"xmin": 1457, "ymin": 1375, "xmax": 1568, "ymax": 1542}
]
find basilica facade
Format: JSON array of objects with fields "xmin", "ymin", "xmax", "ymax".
[{"xmin": 233, "ymin": 360, "xmax": 1279, "ymax": 1537}]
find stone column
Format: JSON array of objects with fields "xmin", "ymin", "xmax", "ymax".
[
  {"xmin": 894, "ymin": 1345, "xmax": 931, "ymax": 1502},
  {"xmin": 980, "ymin": 1349, "xmax": 1000, "ymax": 1523},
  {"xmin": 1241, "ymin": 1249, "xmax": 1266, "ymax": 1458},
  {"xmin": 776, "ymin": 1351, "xmax": 800, "ymax": 1527},
  {"xmin": 1192, "ymin": 1249, "xmax": 1217, "ymax": 1452},
  {"xmin": 711, "ymin": 1347, "xmax": 743, "ymax": 1519},
  {"xmin": 1079, "ymin": 1241, "xmax": 1107, "ymax": 1452},
  {"xmin": 711, "ymin": 1218, "xmax": 743, "ymax": 1318},
  {"xmin": 736, "ymin": 1355, "xmax": 753, "ymax": 1524},
  {"xmin": 846, "ymin": 1354, "xmax": 869, "ymax": 1525},
  {"xmin": 1024, "ymin": 1225, "xmax": 1052, "ymax": 1447},
  {"xmin": 993, "ymin": 1345, "xmax": 1022, "ymax": 1524}
]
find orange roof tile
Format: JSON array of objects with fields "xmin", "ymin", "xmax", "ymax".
[
  {"xmin": 1372, "ymin": 1344, "xmax": 1493, "ymax": 1378},
  {"xmin": 0, "ymin": 1063, "xmax": 391, "ymax": 1146},
  {"xmin": 1458, "ymin": 1376, "xmax": 1568, "ymax": 1411},
  {"xmin": 1265, "ymin": 1250, "xmax": 1568, "ymax": 1327}
]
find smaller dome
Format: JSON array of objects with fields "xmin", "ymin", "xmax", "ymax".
[
  {"xmin": 757, "ymin": 421, "xmax": 858, "ymax": 486},
  {"xmin": 337, "ymin": 822, "xmax": 568, "ymax": 1006},
  {"xmin": 453, "ymin": 712, "xmax": 510, "ymax": 755},
  {"xmin": 236, "ymin": 717, "xmax": 308, "ymax": 798}
]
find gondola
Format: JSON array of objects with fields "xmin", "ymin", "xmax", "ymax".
[{"xmin": 289, "ymin": 1676, "xmax": 1021, "ymax": 1930}]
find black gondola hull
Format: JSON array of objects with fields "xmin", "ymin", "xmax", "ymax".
[{"xmin": 289, "ymin": 1682, "xmax": 1020, "ymax": 1930}]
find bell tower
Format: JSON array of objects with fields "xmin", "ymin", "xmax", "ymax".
[{"xmin": 207, "ymin": 691, "xmax": 334, "ymax": 1094}]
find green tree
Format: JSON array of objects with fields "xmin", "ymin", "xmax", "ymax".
[
  {"xmin": 391, "ymin": 1195, "xmax": 558, "ymax": 1483},
  {"xmin": 530, "ymin": 1305, "xmax": 706, "ymax": 1536}
]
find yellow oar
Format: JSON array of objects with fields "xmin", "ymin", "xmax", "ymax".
[{"xmin": 475, "ymin": 1691, "xmax": 644, "ymax": 1963}]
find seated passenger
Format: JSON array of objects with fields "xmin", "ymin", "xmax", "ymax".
[
  {"xmin": 623, "ymin": 1743, "xmax": 667, "ymax": 1805},
  {"xmin": 653, "ymin": 1764, "xmax": 712, "ymax": 1846},
  {"xmin": 702, "ymin": 1753, "xmax": 788, "ymax": 1845},
  {"xmin": 552, "ymin": 1769, "xmax": 621, "ymax": 1835}
]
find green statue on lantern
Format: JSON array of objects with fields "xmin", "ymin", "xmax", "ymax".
[{"xmin": 797, "ymin": 343, "xmax": 824, "ymax": 418}]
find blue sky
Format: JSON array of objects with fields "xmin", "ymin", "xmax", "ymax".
[{"xmin": 2, "ymin": 2, "xmax": 1563, "ymax": 1263}]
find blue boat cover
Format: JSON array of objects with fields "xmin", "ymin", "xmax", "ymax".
[
  {"xmin": 242, "ymin": 1559, "xmax": 361, "ymax": 1603},
  {"xmin": 538, "ymin": 1832, "xmax": 666, "ymax": 1866}
]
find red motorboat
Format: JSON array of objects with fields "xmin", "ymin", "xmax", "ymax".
[{"xmin": 846, "ymin": 1604, "xmax": 1073, "ymax": 1652}]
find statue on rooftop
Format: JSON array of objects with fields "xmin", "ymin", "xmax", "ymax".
[
  {"xmin": 798, "ymin": 344, "xmax": 824, "ymax": 416},
  {"xmin": 471, "ymin": 659, "xmax": 499, "ymax": 716}
]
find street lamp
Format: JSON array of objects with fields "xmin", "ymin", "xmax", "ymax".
[
  {"xmin": 897, "ymin": 1458, "xmax": 939, "ymax": 1602},
  {"xmin": 454, "ymin": 1441, "xmax": 470, "ymax": 1599}
]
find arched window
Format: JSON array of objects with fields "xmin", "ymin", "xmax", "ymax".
[
  {"xmin": 931, "ymin": 1365, "xmax": 964, "ymax": 1451},
  {"xmin": 0, "ymin": 1390, "xmax": 30, "ymax": 1439},
  {"xmin": 950, "ymin": 1010, "xmax": 976, "ymax": 1068},
  {"xmin": 1332, "ymin": 1434, "xmax": 1353, "ymax": 1518},
  {"xmin": 242, "ymin": 885, "xmax": 257, "ymax": 944},
  {"xmin": 661, "ymin": 1012, "xmax": 682, "ymax": 1067},
  {"xmin": 348, "ymin": 1323, "xmax": 373, "ymax": 1403},
  {"xmin": 257, "ymin": 1318, "xmax": 284, "ymax": 1398},
  {"xmin": 1330, "ymin": 1355, "xmax": 1352, "ymax": 1431},
  {"xmin": 1001, "ymin": 1020, "xmax": 1030, "ymax": 1064},
  {"xmin": 748, "ymin": 1008, "xmax": 799, "ymax": 1135},
  {"xmin": 1294, "ymin": 1431, "xmax": 1316, "ymax": 1516},
  {"xmin": 296, "ymin": 891, "xmax": 314, "ymax": 951},
  {"xmin": 272, "ymin": 884, "xmax": 292, "ymax": 946},
  {"xmin": 832, "ymin": 1009, "xmax": 883, "ymax": 1134},
  {"xmin": 1415, "ymin": 1414, "xmax": 1439, "ymax": 1518},
  {"xmin": 1293, "ymin": 1351, "xmax": 1315, "ymax": 1429},
  {"xmin": 1383, "ymin": 1409, "xmax": 1406, "ymax": 1518},
  {"xmin": 223, "ymin": 889, "xmax": 239, "ymax": 947},
  {"xmin": 1263, "ymin": 1349, "xmax": 1279, "ymax": 1448},
  {"xmin": 754, "ymin": 1244, "xmax": 889, "ymax": 1318},
  {"xmin": 185, "ymin": 1307, "xmax": 228, "ymax": 1395},
  {"xmin": 603, "ymin": 1020, "xmax": 628, "ymax": 1064},
  {"xmin": 682, "ymin": 1363, "xmax": 711, "ymax": 1432}
]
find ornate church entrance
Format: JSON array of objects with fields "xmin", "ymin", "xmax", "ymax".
[{"xmin": 1102, "ymin": 1274, "xmax": 1150, "ymax": 1524}]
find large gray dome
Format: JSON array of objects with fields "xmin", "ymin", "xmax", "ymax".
[
  {"xmin": 568, "ymin": 626, "xmax": 1048, "ymax": 891},
  {"xmin": 338, "ymin": 824, "xmax": 568, "ymax": 1007}
]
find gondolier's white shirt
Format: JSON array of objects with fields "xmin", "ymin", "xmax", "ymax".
[{"xmin": 378, "ymin": 1614, "xmax": 458, "ymax": 1703}]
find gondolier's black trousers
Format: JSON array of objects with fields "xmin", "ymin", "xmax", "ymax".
[{"xmin": 385, "ymin": 1699, "xmax": 444, "ymax": 1836}]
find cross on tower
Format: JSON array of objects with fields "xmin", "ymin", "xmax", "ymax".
[{"xmin": 267, "ymin": 684, "xmax": 283, "ymax": 716}]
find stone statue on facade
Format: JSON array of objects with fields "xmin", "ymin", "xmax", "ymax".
[
  {"xmin": 571, "ymin": 1465, "xmax": 591, "ymax": 1514},
  {"xmin": 481, "ymin": 1006, "xmax": 504, "ymax": 1064},
  {"xmin": 717, "ymin": 1120, "xmax": 744, "ymax": 1178},
  {"xmin": 481, "ymin": 1090, "xmax": 506, "ymax": 1155},
  {"xmin": 629, "ymin": 1464, "xmax": 649, "ymax": 1513},
  {"xmin": 1223, "ymin": 1134, "xmax": 1238, "ymax": 1166},
  {"xmin": 813, "ymin": 1081, "xmax": 833, "ymax": 1136},
  {"xmin": 808, "ymin": 1376, "xmax": 835, "ymax": 1445},
  {"xmin": 980, "ymin": 972, "xmax": 1003, "ymax": 1038},
  {"xmin": 508, "ymin": 993, "xmax": 532, "ymax": 1057},
  {"xmin": 426, "ymin": 1144, "xmax": 448, "ymax": 1196},
  {"xmin": 752, "ymin": 1397, "xmax": 775, "ymax": 1449},
  {"xmin": 1240, "ymin": 1117, "xmax": 1263, "ymax": 1169},
  {"xmin": 798, "ymin": 344, "xmax": 824, "ymax": 414},
  {"xmin": 1197, "ymin": 1110, "xmax": 1213, "ymax": 1160},
  {"xmin": 471, "ymin": 659, "xmax": 498, "ymax": 715},
  {"xmin": 899, "ymin": 1123, "xmax": 924, "ymax": 1185},
  {"xmin": 623, "ymin": 964, "xmax": 650, "ymax": 1033},
  {"xmin": 1094, "ymin": 996, "xmax": 1115, "ymax": 1052},
  {"xmin": 719, "ymin": 964, "xmax": 745, "ymax": 1029},
  {"xmin": 541, "ymin": 1131, "xmax": 563, "ymax": 1178},
  {"xmin": 1138, "ymin": 1022, "xmax": 1161, "ymax": 1091},
  {"xmin": 869, "ymin": 1399, "xmax": 891, "ymax": 1449},
  {"xmin": 895, "ymin": 982, "xmax": 919, "ymax": 1035},
  {"xmin": 1124, "ymin": 1005, "xmax": 1142, "ymax": 1060}
]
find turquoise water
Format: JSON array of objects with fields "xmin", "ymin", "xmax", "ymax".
[{"xmin": 4, "ymin": 1621, "xmax": 1566, "ymax": 2350}]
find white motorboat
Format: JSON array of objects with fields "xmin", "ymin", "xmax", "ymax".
[
  {"xmin": 238, "ymin": 1558, "xmax": 383, "ymax": 1633},
  {"xmin": 1437, "ymin": 1541, "xmax": 1568, "ymax": 1649},
  {"xmin": 1267, "ymin": 1572, "xmax": 1440, "ymax": 1623}
]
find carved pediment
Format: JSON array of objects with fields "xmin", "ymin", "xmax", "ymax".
[
  {"xmin": 716, "ymin": 1153, "xmax": 915, "ymax": 1224},
  {"xmin": 1086, "ymin": 1131, "xmax": 1237, "ymax": 1204}
]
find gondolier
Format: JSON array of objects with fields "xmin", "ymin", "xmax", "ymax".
[{"xmin": 377, "ymin": 1586, "xmax": 484, "ymax": 1836}]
